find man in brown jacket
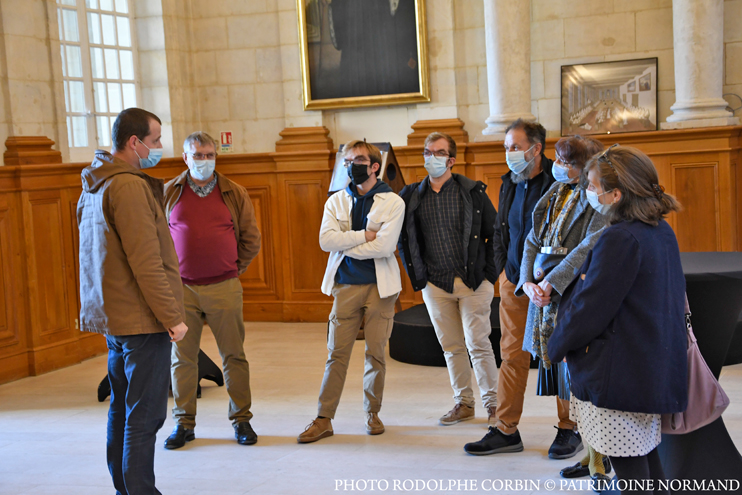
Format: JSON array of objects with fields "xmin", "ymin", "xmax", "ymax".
[
  {"xmin": 77, "ymin": 108, "xmax": 187, "ymax": 495},
  {"xmin": 163, "ymin": 131, "xmax": 261, "ymax": 449}
]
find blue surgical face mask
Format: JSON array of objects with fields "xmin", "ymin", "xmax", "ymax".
[
  {"xmin": 424, "ymin": 155, "xmax": 449, "ymax": 178},
  {"xmin": 506, "ymin": 145, "xmax": 535, "ymax": 175},
  {"xmin": 553, "ymin": 162, "xmax": 576, "ymax": 184},
  {"xmin": 586, "ymin": 189, "xmax": 614, "ymax": 215},
  {"xmin": 136, "ymin": 139, "xmax": 163, "ymax": 169},
  {"xmin": 188, "ymin": 156, "xmax": 216, "ymax": 181}
]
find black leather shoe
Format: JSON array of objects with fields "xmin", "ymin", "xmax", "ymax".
[
  {"xmin": 164, "ymin": 425, "xmax": 195, "ymax": 450},
  {"xmin": 548, "ymin": 426, "xmax": 584, "ymax": 459},
  {"xmin": 560, "ymin": 456, "xmax": 611, "ymax": 479},
  {"xmin": 235, "ymin": 422, "xmax": 258, "ymax": 445},
  {"xmin": 463, "ymin": 427, "xmax": 524, "ymax": 455},
  {"xmin": 560, "ymin": 461, "xmax": 589, "ymax": 479},
  {"xmin": 590, "ymin": 473, "xmax": 612, "ymax": 493}
]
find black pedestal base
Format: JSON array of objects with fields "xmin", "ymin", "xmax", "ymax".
[{"xmin": 96, "ymin": 349, "xmax": 224, "ymax": 402}]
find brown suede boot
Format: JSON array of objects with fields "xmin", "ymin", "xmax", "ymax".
[
  {"xmin": 365, "ymin": 412, "xmax": 385, "ymax": 435},
  {"xmin": 297, "ymin": 417, "xmax": 334, "ymax": 444}
]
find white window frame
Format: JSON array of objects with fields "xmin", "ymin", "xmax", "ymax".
[{"xmin": 56, "ymin": 0, "xmax": 141, "ymax": 162}]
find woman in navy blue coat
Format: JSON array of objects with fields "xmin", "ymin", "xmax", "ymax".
[{"xmin": 548, "ymin": 145, "xmax": 687, "ymax": 494}]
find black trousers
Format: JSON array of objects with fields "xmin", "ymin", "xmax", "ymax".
[{"xmin": 610, "ymin": 447, "xmax": 669, "ymax": 495}]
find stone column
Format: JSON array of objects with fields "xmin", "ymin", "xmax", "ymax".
[
  {"xmin": 662, "ymin": 0, "xmax": 739, "ymax": 129},
  {"xmin": 478, "ymin": 0, "xmax": 535, "ymax": 140}
]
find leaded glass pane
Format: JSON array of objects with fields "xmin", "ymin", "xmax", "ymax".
[
  {"xmin": 114, "ymin": 0, "xmax": 128, "ymax": 14},
  {"xmin": 60, "ymin": 45, "xmax": 67, "ymax": 77},
  {"xmin": 119, "ymin": 50, "xmax": 134, "ymax": 80},
  {"xmin": 69, "ymin": 80, "xmax": 86, "ymax": 112},
  {"xmin": 122, "ymin": 83, "xmax": 136, "ymax": 109},
  {"xmin": 116, "ymin": 16, "xmax": 131, "ymax": 47},
  {"xmin": 97, "ymin": 116, "xmax": 111, "ymax": 147},
  {"xmin": 104, "ymin": 48, "xmax": 119, "ymax": 79},
  {"xmin": 107, "ymin": 82, "xmax": 122, "ymax": 113},
  {"xmin": 66, "ymin": 45, "xmax": 83, "ymax": 77},
  {"xmin": 90, "ymin": 47, "xmax": 105, "ymax": 78},
  {"xmin": 101, "ymin": 14, "xmax": 116, "ymax": 45},
  {"xmin": 94, "ymin": 82, "xmax": 108, "ymax": 112},
  {"xmin": 88, "ymin": 13, "xmax": 101, "ymax": 44},
  {"xmin": 62, "ymin": 9, "xmax": 79, "ymax": 42},
  {"xmin": 71, "ymin": 116, "xmax": 88, "ymax": 147}
]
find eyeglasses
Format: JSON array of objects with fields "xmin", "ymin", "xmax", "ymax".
[
  {"xmin": 343, "ymin": 158, "xmax": 370, "ymax": 168},
  {"xmin": 190, "ymin": 152, "xmax": 217, "ymax": 160},
  {"xmin": 597, "ymin": 143, "xmax": 619, "ymax": 172},
  {"xmin": 555, "ymin": 153, "xmax": 577, "ymax": 167},
  {"xmin": 422, "ymin": 149, "xmax": 450, "ymax": 158}
]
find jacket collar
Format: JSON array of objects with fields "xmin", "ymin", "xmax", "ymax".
[
  {"xmin": 172, "ymin": 169, "xmax": 233, "ymax": 193},
  {"xmin": 417, "ymin": 173, "xmax": 481, "ymax": 197},
  {"xmin": 501, "ymin": 154, "xmax": 555, "ymax": 189}
]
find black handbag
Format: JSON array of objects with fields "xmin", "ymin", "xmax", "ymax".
[{"xmin": 533, "ymin": 246, "xmax": 568, "ymax": 283}]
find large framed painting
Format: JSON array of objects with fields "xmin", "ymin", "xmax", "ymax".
[
  {"xmin": 297, "ymin": 0, "xmax": 430, "ymax": 110},
  {"xmin": 561, "ymin": 58, "xmax": 658, "ymax": 136}
]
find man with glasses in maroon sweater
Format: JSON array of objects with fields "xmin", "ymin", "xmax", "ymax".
[{"xmin": 163, "ymin": 131, "xmax": 261, "ymax": 449}]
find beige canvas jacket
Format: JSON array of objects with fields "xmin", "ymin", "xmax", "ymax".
[{"xmin": 77, "ymin": 151, "xmax": 185, "ymax": 336}]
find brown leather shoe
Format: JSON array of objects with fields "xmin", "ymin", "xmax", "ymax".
[
  {"xmin": 297, "ymin": 417, "xmax": 333, "ymax": 444},
  {"xmin": 365, "ymin": 412, "xmax": 385, "ymax": 435},
  {"xmin": 439, "ymin": 403, "xmax": 474, "ymax": 425},
  {"xmin": 487, "ymin": 406, "xmax": 497, "ymax": 427}
]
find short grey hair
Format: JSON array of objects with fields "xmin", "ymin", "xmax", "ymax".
[{"xmin": 183, "ymin": 131, "xmax": 218, "ymax": 154}]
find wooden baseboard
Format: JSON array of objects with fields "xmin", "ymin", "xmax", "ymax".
[
  {"xmin": 243, "ymin": 301, "xmax": 333, "ymax": 322},
  {"xmin": 77, "ymin": 332, "xmax": 108, "ymax": 360},
  {"xmin": 0, "ymin": 351, "xmax": 30, "ymax": 384}
]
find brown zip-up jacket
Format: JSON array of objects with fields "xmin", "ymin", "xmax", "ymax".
[
  {"xmin": 163, "ymin": 170, "xmax": 261, "ymax": 276},
  {"xmin": 77, "ymin": 151, "xmax": 185, "ymax": 336}
]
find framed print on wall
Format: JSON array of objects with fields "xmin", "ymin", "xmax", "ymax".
[
  {"xmin": 297, "ymin": 0, "xmax": 430, "ymax": 110},
  {"xmin": 561, "ymin": 58, "xmax": 658, "ymax": 136}
]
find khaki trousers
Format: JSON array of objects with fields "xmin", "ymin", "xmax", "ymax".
[
  {"xmin": 422, "ymin": 278, "xmax": 498, "ymax": 408},
  {"xmin": 495, "ymin": 271, "xmax": 575, "ymax": 434},
  {"xmin": 318, "ymin": 283, "xmax": 397, "ymax": 419},
  {"xmin": 171, "ymin": 277, "xmax": 252, "ymax": 428}
]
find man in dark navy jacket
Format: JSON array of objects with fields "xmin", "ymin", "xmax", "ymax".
[{"xmin": 465, "ymin": 120, "xmax": 580, "ymax": 458}]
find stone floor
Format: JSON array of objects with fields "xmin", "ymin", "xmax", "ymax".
[{"xmin": 0, "ymin": 321, "xmax": 740, "ymax": 495}]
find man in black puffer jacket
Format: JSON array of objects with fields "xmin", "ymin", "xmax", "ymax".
[{"xmin": 398, "ymin": 132, "xmax": 499, "ymax": 428}]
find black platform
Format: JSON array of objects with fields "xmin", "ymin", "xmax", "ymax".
[
  {"xmin": 97, "ymin": 349, "xmax": 224, "ymax": 402},
  {"xmin": 389, "ymin": 298, "xmax": 538, "ymax": 369}
]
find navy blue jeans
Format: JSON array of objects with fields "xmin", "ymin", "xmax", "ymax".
[{"xmin": 106, "ymin": 332, "xmax": 171, "ymax": 495}]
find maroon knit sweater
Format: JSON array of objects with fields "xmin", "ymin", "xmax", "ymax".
[{"xmin": 169, "ymin": 182, "xmax": 238, "ymax": 285}]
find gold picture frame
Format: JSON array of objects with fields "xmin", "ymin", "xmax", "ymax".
[{"xmin": 297, "ymin": 0, "xmax": 430, "ymax": 111}]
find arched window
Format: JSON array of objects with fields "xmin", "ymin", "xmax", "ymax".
[{"xmin": 56, "ymin": 0, "xmax": 138, "ymax": 159}]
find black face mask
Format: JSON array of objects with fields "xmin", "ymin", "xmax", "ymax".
[{"xmin": 347, "ymin": 162, "xmax": 371, "ymax": 185}]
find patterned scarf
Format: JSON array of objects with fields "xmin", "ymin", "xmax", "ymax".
[{"xmin": 533, "ymin": 184, "xmax": 580, "ymax": 368}]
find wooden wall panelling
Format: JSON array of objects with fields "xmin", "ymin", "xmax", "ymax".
[
  {"xmin": 21, "ymin": 187, "xmax": 80, "ymax": 374},
  {"xmin": 0, "ymin": 188, "xmax": 29, "ymax": 383},
  {"xmin": 672, "ymin": 162, "xmax": 720, "ymax": 251},
  {"xmin": 272, "ymin": 128, "xmax": 336, "ymax": 321}
]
